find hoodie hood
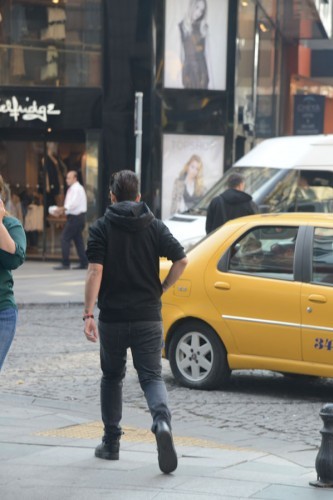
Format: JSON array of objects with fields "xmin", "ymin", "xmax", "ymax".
[
  {"xmin": 104, "ymin": 201, "xmax": 154, "ymax": 232},
  {"xmin": 222, "ymin": 188, "xmax": 252, "ymax": 205}
]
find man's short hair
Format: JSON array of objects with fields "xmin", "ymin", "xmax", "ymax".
[
  {"xmin": 110, "ymin": 170, "xmax": 139, "ymax": 202},
  {"xmin": 228, "ymin": 173, "xmax": 244, "ymax": 189}
]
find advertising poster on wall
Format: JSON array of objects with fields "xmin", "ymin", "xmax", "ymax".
[
  {"xmin": 162, "ymin": 133, "xmax": 224, "ymax": 219},
  {"xmin": 164, "ymin": 0, "xmax": 229, "ymax": 91}
]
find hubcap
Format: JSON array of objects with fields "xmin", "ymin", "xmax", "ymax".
[{"xmin": 175, "ymin": 331, "xmax": 214, "ymax": 382}]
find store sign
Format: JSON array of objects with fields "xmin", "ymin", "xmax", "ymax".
[
  {"xmin": 0, "ymin": 87, "xmax": 102, "ymax": 130},
  {"xmin": 293, "ymin": 94, "xmax": 325, "ymax": 135},
  {"xmin": 0, "ymin": 96, "xmax": 61, "ymax": 123}
]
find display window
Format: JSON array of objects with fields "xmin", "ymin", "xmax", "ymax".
[
  {"xmin": 0, "ymin": 0, "xmax": 101, "ymax": 87},
  {"xmin": 0, "ymin": 132, "xmax": 99, "ymax": 259},
  {"xmin": 234, "ymin": 0, "xmax": 256, "ymax": 141},
  {"xmin": 256, "ymin": 8, "xmax": 279, "ymax": 139},
  {"xmin": 234, "ymin": 1, "xmax": 282, "ymax": 155}
]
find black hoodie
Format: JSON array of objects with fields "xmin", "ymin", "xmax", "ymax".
[
  {"xmin": 206, "ymin": 188, "xmax": 258, "ymax": 234},
  {"xmin": 86, "ymin": 201, "xmax": 186, "ymax": 322}
]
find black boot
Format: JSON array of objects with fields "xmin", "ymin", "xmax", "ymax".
[
  {"xmin": 95, "ymin": 435, "xmax": 120, "ymax": 460},
  {"xmin": 155, "ymin": 421, "xmax": 178, "ymax": 474}
]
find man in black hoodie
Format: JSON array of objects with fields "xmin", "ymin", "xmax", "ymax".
[
  {"xmin": 83, "ymin": 170, "xmax": 187, "ymax": 474},
  {"xmin": 205, "ymin": 173, "xmax": 258, "ymax": 234}
]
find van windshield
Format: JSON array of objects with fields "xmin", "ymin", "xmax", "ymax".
[
  {"xmin": 188, "ymin": 167, "xmax": 282, "ymax": 214},
  {"xmin": 186, "ymin": 167, "xmax": 333, "ymax": 215}
]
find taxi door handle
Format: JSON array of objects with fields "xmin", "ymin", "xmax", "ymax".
[
  {"xmin": 308, "ymin": 294, "xmax": 327, "ymax": 303},
  {"xmin": 214, "ymin": 282, "xmax": 231, "ymax": 290}
]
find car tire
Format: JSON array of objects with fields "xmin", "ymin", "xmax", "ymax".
[{"xmin": 168, "ymin": 320, "xmax": 230, "ymax": 390}]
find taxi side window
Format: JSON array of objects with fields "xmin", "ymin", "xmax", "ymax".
[
  {"xmin": 312, "ymin": 227, "xmax": 333, "ymax": 286},
  {"xmin": 227, "ymin": 226, "xmax": 298, "ymax": 281}
]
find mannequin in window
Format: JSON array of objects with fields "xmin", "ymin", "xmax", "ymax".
[{"xmin": 38, "ymin": 143, "xmax": 60, "ymax": 211}]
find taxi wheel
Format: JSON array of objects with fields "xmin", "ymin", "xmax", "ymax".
[{"xmin": 168, "ymin": 321, "xmax": 230, "ymax": 390}]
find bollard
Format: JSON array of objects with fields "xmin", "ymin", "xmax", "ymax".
[{"xmin": 310, "ymin": 403, "xmax": 333, "ymax": 488}]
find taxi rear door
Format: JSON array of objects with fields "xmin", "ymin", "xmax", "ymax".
[{"xmin": 301, "ymin": 226, "xmax": 333, "ymax": 367}]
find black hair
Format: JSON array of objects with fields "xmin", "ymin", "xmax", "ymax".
[
  {"xmin": 228, "ymin": 173, "xmax": 245, "ymax": 189},
  {"xmin": 109, "ymin": 170, "xmax": 139, "ymax": 202}
]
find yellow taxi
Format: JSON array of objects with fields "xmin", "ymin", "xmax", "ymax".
[{"xmin": 161, "ymin": 213, "xmax": 333, "ymax": 390}]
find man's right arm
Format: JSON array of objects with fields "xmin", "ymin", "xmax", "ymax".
[
  {"xmin": 84, "ymin": 220, "xmax": 106, "ymax": 343},
  {"xmin": 84, "ymin": 263, "xmax": 103, "ymax": 342}
]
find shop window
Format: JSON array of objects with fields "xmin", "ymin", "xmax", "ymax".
[
  {"xmin": 235, "ymin": 2, "xmax": 282, "ymax": 146},
  {"xmin": 234, "ymin": 0, "xmax": 256, "ymax": 138},
  {"xmin": 0, "ymin": 0, "xmax": 101, "ymax": 87},
  {"xmin": 259, "ymin": 1, "xmax": 277, "ymax": 22},
  {"xmin": 1, "ymin": 135, "xmax": 99, "ymax": 259}
]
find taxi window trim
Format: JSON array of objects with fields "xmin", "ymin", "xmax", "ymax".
[
  {"xmin": 294, "ymin": 225, "xmax": 308, "ymax": 282},
  {"xmin": 306, "ymin": 226, "xmax": 333, "ymax": 286}
]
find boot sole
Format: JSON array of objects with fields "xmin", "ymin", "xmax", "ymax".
[
  {"xmin": 156, "ymin": 429, "xmax": 178, "ymax": 474},
  {"xmin": 95, "ymin": 449, "xmax": 119, "ymax": 460}
]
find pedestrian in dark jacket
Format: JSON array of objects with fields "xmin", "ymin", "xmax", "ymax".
[
  {"xmin": 206, "ymin": 173, "xmax": 258, "ymax": 234},
  {"xmin": 83, "ymin": 170, "xmax": 187, "ymax": 474}
]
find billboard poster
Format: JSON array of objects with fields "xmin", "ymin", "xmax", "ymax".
[
  {"xmin": 164, "ymin": 0, "xmax": 229, "ymax": 90},
  {"xmin": 162, "ymin": 133, "xmax": 224, "ymax": 219}
]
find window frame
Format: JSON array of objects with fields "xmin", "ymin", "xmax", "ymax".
[{"xmin": 218, "ymin": 224, "xmax": 305, "ymax": 282}]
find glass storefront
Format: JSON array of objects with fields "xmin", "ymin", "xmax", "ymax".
[
  {"xmin": 0, "ymin": 132, "xmax": 99, "ymax": 259},
  {"xmin": 256, "ymin": 6, "xmax": 281, "ymax": 139},
  {"xmin": 0, "ymin": 0, "xmax": 101, "ymax": 87},
  {"xmin": 0, "ymin": 0, "xmax": 102, "ymax": 262},
  {"xmin": 259, "ymin": 0, "xmax": 276, "ymax": 20},
  {"xmin": 234, "ymin": 0, "xmax": 282, "ymax": 157},
  {"xmin": 234, "ymin": 0, "xmax": 256, "ymax": 149}
]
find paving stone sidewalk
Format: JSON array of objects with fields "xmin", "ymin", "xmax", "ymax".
[{"xmin": 0, "ymin": 262, "xmax": 331, "ymax": 498}]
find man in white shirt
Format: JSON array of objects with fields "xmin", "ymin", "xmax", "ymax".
[{"xmin": 53, "ymin": 170, "xmax": 89, "ymax": 270}]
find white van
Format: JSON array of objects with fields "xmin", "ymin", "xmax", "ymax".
[{"xmin": 164, "ymin": 134, "xmax": 333, "ymax": 251}]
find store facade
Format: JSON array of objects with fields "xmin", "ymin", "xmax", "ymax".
[
  {"xmin": 234, "ymin": 0, "xmax": 333, "ymax": 158},
  {"xmin": 0, "ymin": 0, "xmax": 332, "ymax": 259},
  {"xmin": 0, "ymin": 0, "xmax": 102, "ymax": 259},
  {"xmin": 149, "ymin": 0, "xmax": 333, "ymax": 220}
]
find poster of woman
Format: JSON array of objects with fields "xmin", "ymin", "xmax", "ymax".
[
  {"xmin": 162, "ymin": 133, "xmax": 224, "ymax": 219},
  {"xmin": 164, "ymin": 0, "xmax": 229, "ymax": 90}
]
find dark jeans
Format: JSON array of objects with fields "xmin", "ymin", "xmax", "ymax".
[
  {"xmin": 98, "ymin": 320, "xmax": 171, "ymax": 438},
  {"xmin": 61, "ymin": 213, "xmax": 88, "ymax": 267}
]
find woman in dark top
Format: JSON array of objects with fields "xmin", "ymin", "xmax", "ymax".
[{"xmin": 179, "ymin": 0, "xmax": 209, "ymax": 89}]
